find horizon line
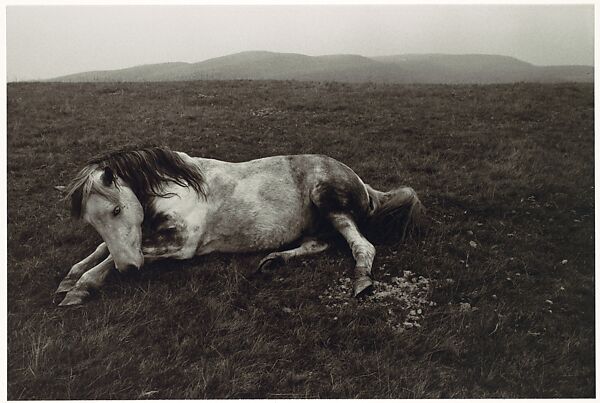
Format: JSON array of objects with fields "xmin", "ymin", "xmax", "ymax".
[{"xmin": 8, "ymin": 50, "xmax": 595, "ymax": 83}]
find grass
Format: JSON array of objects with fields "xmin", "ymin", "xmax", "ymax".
[{"xmin": 7, "ymin": 80, "xmax": 595, "ymax": 398}]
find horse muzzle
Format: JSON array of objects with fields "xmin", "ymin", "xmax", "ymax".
[{"xmin": 114, "ymin": 251, "xmax": 144, "ymax": 272}]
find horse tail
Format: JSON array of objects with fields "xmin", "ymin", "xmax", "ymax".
[{"xmin": 363, "ymin": 184, "xmax": 425, "ymax": 243}]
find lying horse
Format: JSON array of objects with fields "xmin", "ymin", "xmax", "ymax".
[{"xmin": 56, "ymin": 147, "xmax": 423, "ymax": 306}]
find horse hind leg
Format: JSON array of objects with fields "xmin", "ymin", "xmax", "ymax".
[
  {"xmin": 256, "ymin": 237, "xmax": 331, "ymax": 273},
  {"xmin": 328, "ymin": 212, "xmax": 375, "ymax": 297}
]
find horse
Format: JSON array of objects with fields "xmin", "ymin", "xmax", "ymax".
[{"xmin": 55, "ymin": 146, "xmax": 424, "ymax": 306}]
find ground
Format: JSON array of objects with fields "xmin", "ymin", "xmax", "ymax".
[{"xmin": 7, "ymin": 80, "xmax": 594, "ymax": 398}]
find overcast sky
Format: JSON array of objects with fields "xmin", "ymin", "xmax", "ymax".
[{"xmin": 6, "ymin": 5, "xmax": 594, "ymax": 81}]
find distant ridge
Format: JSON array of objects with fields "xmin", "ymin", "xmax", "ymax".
[{"xmin": 48, "ymin": 51, "xmax": 594, "ymax": 84}]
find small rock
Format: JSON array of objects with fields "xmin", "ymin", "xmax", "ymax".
[
  {"xmin": 467, "ymin": 230, "xmax": 474, "ymax": 235},
  {"xmin": 545, "ymin": 299, "xmax": 553, "ymax": 305},
  {"xmin": 469, "ymin": 241, "xmax": 477, "ymax": 248},
  {"xmin": 561, "ymin": 260, "xmax": 568, "ymax": 265},
  {"xmin": 282, "ymin": 307, "xmax": 292, "ymax": 313}
]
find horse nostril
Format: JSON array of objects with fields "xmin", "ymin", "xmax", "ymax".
[{"xmin": 124, "ymin": 264, "xmax": 139, "ymax": 272}]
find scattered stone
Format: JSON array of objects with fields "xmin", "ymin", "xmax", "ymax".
[
  {"xmin": 469, "ymin": 241, "xmax": 477, "ymax": 248},
  {"xmin": 319, "ymin": 272, "xmax": 435, "ymax": 332},
  {"xmin": 561, "ymin": 260, "xmax": 568, "ymax": 265},
  {"xmin": 251, "ymin": 107, "xmax": 279, "ymax": 117},
  {"xmin": 459, "ymin": 302, "xmax": 476, "ymax": 312},
  {"xmin": 467, "ymin": 230, "xmax": 474, "ymax": 235}
]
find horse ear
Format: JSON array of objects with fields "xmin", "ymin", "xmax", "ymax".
[{"xmin": 101, "ymin": 167, "xmax": 114, "ymax": 186}]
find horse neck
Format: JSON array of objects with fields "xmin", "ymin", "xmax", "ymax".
[{"xmin": 146, "ymin": 180, "xmax": 204, "ymax": 218}]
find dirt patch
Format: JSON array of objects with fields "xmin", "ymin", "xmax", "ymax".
[{"xmin": 319, "ymin": 270, "xmax": 437, "ymax": 332}]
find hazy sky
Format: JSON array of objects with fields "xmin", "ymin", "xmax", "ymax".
[{"xmin": 7, "ymin": 5, "xmax": 594, "ymax": 81}]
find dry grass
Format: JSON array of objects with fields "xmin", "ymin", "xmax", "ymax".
[{"xmin": 7, "ymin": 80, "xmax": 594, "ymax": 398}]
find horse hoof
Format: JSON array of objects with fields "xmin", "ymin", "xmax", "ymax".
[
  {"xmin": 55, "ymin": 278, "xmax": 76, "ymax": 294},
  {"xmin": 353, "ymin": 276, "xmax": 374, "ymax": 298},
  {"xmin": 257, "ymin": 254, "xmax": 284, "ymax": 273},
  {"xmin": 58, "ymin": 289, "xmax": 90, "ymax": 307}
]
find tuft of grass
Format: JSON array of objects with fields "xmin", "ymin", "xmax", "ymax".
[{"xmin": 7, "ymin": 81, "xmax": 594, "ymax": 398}]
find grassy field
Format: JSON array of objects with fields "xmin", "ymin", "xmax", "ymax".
[{"xmin": 7, "ymin": 80, "xmax": 594, "ymax": 398}]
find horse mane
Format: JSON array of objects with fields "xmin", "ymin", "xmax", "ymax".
[{"xmin": 66, "ymin": 146, "xmax": 206, "ymax": 218}]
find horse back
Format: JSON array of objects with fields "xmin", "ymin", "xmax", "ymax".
[{"xmin": 193, "ymin": 154, "xmax": 370, "ymax": 253}]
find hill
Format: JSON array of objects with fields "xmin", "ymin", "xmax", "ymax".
[{"xmin": 48, "ymin": 51, "xmax": 593, "ymax": 84}]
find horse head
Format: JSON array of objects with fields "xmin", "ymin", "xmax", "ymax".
[
  {"xmin": 65, "ymin": 146, "xmax": 206, "ymax": 272},
  {"xmin": 68, "ymin": 165, "xmax": 144, "ymax": 271}
]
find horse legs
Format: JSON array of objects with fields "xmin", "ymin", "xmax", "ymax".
[
  {"xmin": 58, "ymin": 255, "xmax": 115, "ymax": 306},
  {"xmin": 257, "ymin": 237, "xmax": 331, "ymax": 272},
  {"xmin": 328, "ymin": 213, "xmax": 376, "ymax": 297},
  {"xmin": 56, "ymin": 242, "xmax": 109, "ymax": 294}
]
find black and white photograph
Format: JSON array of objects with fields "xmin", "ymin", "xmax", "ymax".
[{"xmin": 4, "ymin": 2, "xmax": 595, "ymax": 399}]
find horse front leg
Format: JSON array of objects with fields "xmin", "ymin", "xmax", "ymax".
[
  {"xmin": 58, "ymin": 255, "xmax": 114, "ymax": 306},
  {"xmin": 56, "ymin": 242, "xmax": 109, "ymax": 294}
]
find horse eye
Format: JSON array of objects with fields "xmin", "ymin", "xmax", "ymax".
[{"xmin": 113, "ymin": 206, "xmax": 121, "ymax": 216}]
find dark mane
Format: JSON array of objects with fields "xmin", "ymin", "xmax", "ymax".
[{"xmin": 66, "ymin": 146, "xmax": 206, "ymax": 218}]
